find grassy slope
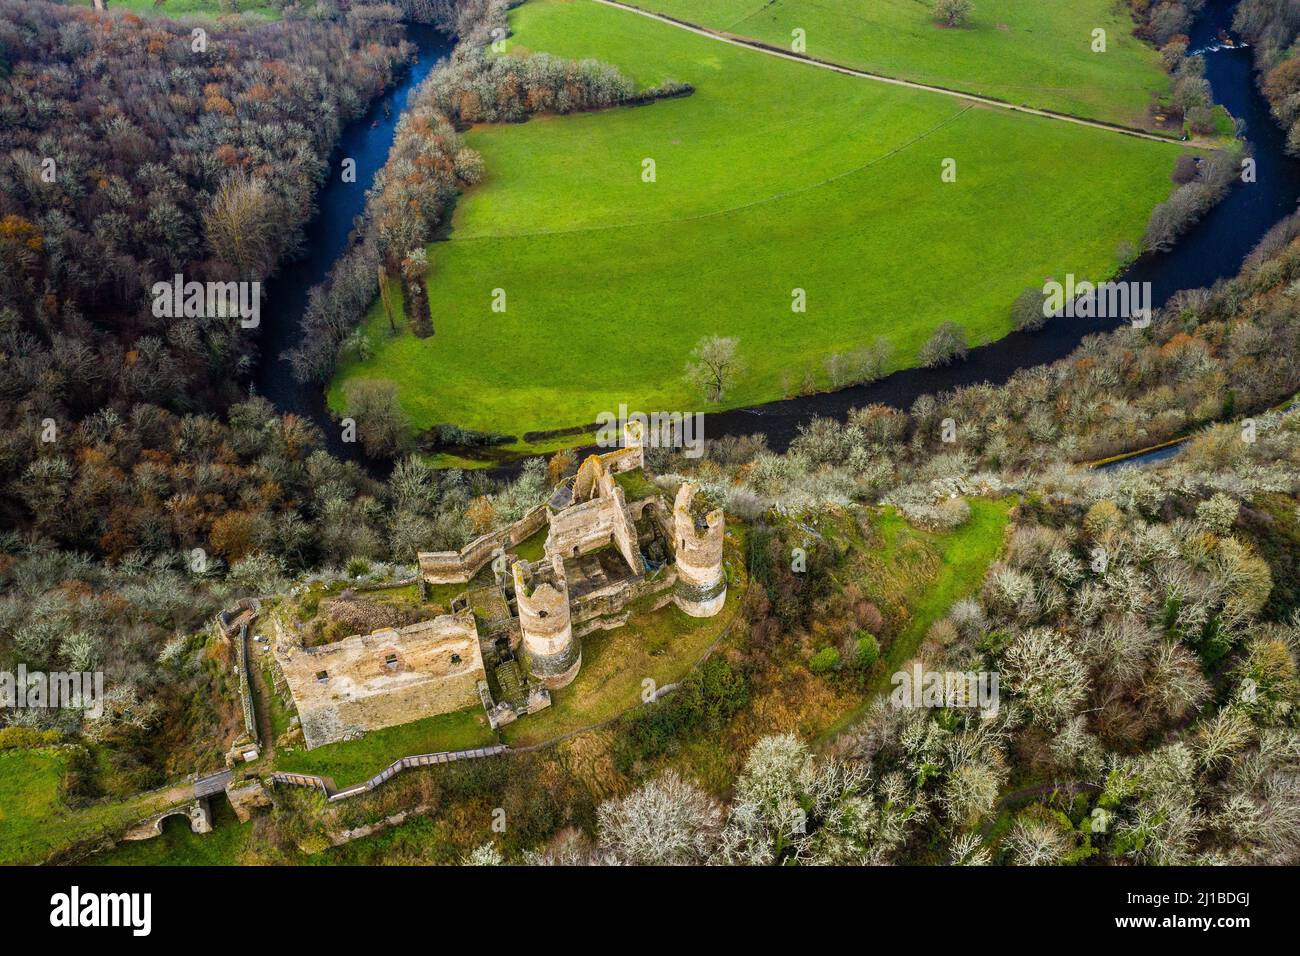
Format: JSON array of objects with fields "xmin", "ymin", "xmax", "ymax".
[
  {"xmin": 88, "ymin": 797, "xmax": 254, "ymax": 866},
  {"xmin": 873, "ymin": 498, "xmax": 1013, "ymax": 676},
  {"xmin": 0, "ymin": 748, "xmax": 175, "ymax": 865},
  {"xmin": 819, "ymin": 496, "xmax": 1013, "ymax": 740},
  {"xmin": 273, "ymin": 707, "xmax": 498, "ymax": 788},
  {"xmin": 503, "ymin": 539, "xmax": 747, "ymax": 746},
  {"xmin": 632, "ymin": 0, "xmax": 1170, "ymax": 127},
  {"xmin": 329, "ymin": 0, "xmax": 1180, "ymax": 439}
]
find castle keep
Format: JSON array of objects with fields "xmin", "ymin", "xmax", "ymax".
[
  {"xmin": 277, "ymin": 613, "xmax": 484, "ymax": 751},
  {"xmin": 277, "ymin": 425, "xmax": 727, "ymax": 747}
]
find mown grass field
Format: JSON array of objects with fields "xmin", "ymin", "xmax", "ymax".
[
  {"xmin": 330, "ymin": 0, "xmax": 1182, "ymax": 443},
  {"xmin": 632, "ymin": 0, "xmax": 1172, "ymax": 127}
]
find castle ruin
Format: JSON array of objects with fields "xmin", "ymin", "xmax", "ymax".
[{"xmin": 277, "ymin": 424, "xmax": 727, "ymax": 747}]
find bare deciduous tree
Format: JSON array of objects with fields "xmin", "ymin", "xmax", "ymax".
[
  {"xmin": 342, "ymin": 378, "xmax": 410, "ymax": 458},
  {"xmin": 684, "ymin": 334, "xmax": 744, "ymax": 402},
  {"xmin": 205, "ymin": 171, "xmax": 281, "ymax": 280},
  {"xmin": 596, "ymin": 771, "xmax": 723, "ymax": 865},
  {"xmin": 933, "ymin": 0, "xmax": 973, "ymax": 28}
]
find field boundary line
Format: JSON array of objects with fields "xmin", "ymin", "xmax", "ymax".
[
  {"xmin": 751, "ymin": 0, "xmax": 1162, "ymax": 96},
  {"xmin": 592, "ymin": 0, "xmax": 1205, "ymax": 148}
]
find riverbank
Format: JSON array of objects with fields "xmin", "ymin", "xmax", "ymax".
[
  {"xmin": 256, "ymin": 1, "xmax": 1291, "ymax": 480},
  {"xmin": 464, "ymin": 0, "xmax": 1291, "ymax": 473},
  {"xmin": 251, "ymin": 22, "xmax": 455, "ymax": 466}
]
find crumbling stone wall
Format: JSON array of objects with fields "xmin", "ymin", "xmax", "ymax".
[
  {"xmin": 277, "ymin": 611, "xmax": 485, "ymax": 750},
  {"xmin": 418, "ymin": 504, "xmax": 547, "ymax": 584},
  {"xmin": 123, "ymin": 798, "xmax": 212, "ymax": 841},
  {"xmin": 571, "ymin": 568, "xmax": 676, "ymax": 636},
  {"xmin": 545, "ymin": 460, "xmax": 641, "ymax": 573},
  {"xmin": 225, "ymin": 780, "xmax": 272, "ymax": 822},
  {"xmin": 672, "ymin": 483, "xmax": 727, "ymax": 617}
]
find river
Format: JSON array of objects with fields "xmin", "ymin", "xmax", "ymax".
[
  {"xmin": 256, "ymin": 1, "xmax": 1293, "ymax": 473},
  {"xmin": 252, "ymin": 24, "xmax": 455, "ymax": 461}
]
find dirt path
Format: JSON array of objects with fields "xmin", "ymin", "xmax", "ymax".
[
  {"xmin": 593, "ymin": 0, "xmax": 1213, "ymax": 149},
  {"xmin": 248, "ymin": 647, "xmax": 276, "ymax": 761}
]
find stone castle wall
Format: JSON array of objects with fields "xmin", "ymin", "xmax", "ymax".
[
  {"xmin": 278, "ymin": 612, "xmax": 485, "ymax": 750},
  {"xmin": 571, "ymin": 567, "xmax": 676, "ymax": 636},
  {"xmin": 417, "ymin": 504, "xmax": 547, "ymax": 584},
  {"xmin": 546, "ymin": 462, "xmax": 642, "ymax": 573}
]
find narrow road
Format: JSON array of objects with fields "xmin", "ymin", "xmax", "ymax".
[{"xmin": 593, "ymin": 0, "xmax": 1211, "ymax": 149}]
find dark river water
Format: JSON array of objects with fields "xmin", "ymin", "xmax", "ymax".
[
  {"xmin": 252, "ymin": 24, "xmax": 455, "ymax": 460},
  {"xmin": 257, "ymin": 0, "xmax": 1295, "ymax": 473}
]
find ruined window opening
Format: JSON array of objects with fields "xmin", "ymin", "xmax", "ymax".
[
  {"xmin": 450, "ymin": 653, "xmax": 462, "ymax": 665},
  {"xmin": 538, "ymin": 610, "xmax": 548, "ymax": 618},
  {"xmin": 315, "ymin": 670, "xmax": 328, "ymax": 683}
]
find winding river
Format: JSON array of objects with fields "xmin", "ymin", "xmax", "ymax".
[
  {"xmin": 252, "ymin": 24, "xmax": 455, "ymax": 461},
  {"xmin": 256, "ymin": 0, "xmax": 1294, "ymax": 472}
]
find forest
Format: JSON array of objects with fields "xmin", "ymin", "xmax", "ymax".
[{"xmin": 0, "ymin": 0, "xmax": 1296, "ymax": 871}]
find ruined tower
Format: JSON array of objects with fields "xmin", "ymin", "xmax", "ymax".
[
  {"xmin": 672, "ymin": 483, "xmax": 726, "ymax": 618},
  {"xmin": 512, "ymin": 558, "xmax": 581, "ymax": 689},
  {"xmin": 621, "ymin": 417, "xmax": 646, "ymax": 469}
]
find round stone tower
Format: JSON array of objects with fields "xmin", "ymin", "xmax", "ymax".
[
  {"xmin": 512, "ymin": 558, "xmax": 581, "ymax": 689},
  {"xmin": 672, "ymin": 482, "xmax": 727, "ymax": 618}
]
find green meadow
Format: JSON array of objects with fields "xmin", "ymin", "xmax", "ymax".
[
  {"xmin": 74, "ymin": 0, "xmax": 282, "ymax": 18},
  {"xmin": 0, "ymin": 747, "xmax": 178, "ymax": 865},
  {"xmin": 630, "ymin": 0, "xmax": 1171, "ymax": 127},
  {"xmin": 331, "ymin": 0, "xmax": 1182, "ymax": 442}
]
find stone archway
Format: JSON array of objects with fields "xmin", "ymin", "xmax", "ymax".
[{"xmin": 122, "ymin": 797, "xmax": 213, "ymax": 842}]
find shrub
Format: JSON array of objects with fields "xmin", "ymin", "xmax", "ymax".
[
  {"xmin": 918, "ymin": 322, "xmax": 970, "ymax": 367},
  {"xmin": 853, "ymin": 632, "xmax": 880, "ymax": 669},
  {"xmin": 809, "ymin": 646, "xmax": 842, "ymax": 674},
  {"xmin": 933, "ymin": 0, "xmax": 973, "ymax": 28},
  {"xmin": 613, "ymin": 657, "xmax": 749, "ymax": 771},
  {"xmin": 0, "ymin": 727, "xmax": 63, "ymax": 751},
  {"xmin": 1012, "ymin": 287, "xmax": 1049, "ymax": 332},
  {"xmin": 1172, "ymin": 154, "xmax": 1200, "ymax": 184},
  {"xmin": 342, "ymin": 379, "xmax": 411, "ymax": 458},
  {"xmin": 1144, "ymin": 151, "xmax": 1238, "ymax": 252}
]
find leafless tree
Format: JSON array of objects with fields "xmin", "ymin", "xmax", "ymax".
[
  {"xmin": 684, "ymin": 335, "xmax": 745, "ymax": 402},
  {"xmin": 596, "ymin": 771, "xmax": 723, "ymax": 865}
]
